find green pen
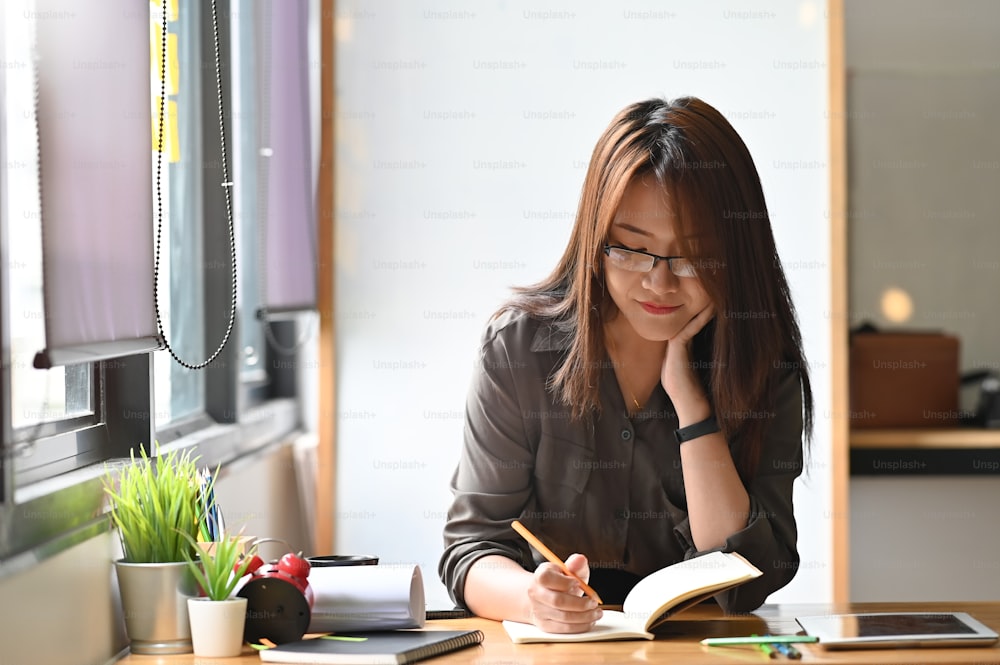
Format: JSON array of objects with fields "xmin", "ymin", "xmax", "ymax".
[
  {"xmin": 756, "ymin": 642, "xmax": 778, "ymax": 658},
  {"xmin": 700, "ymin": 635, "xmax": 818, "ymax": 646}
]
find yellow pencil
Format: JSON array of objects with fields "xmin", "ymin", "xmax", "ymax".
[{"xmin": 510, "ymin": 520, "xmax": 603, "ymax": 605}]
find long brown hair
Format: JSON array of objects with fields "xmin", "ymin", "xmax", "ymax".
[{"xmin": 501, "ymin": 97, "xmax": 813, "ymax": 481}]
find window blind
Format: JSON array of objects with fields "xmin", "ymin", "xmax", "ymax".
[
  {"xmin": 32, "ymin": 0, "xmax": 158, "ymax": 368},
  {"xmin": 256, "ymin": 0, "xmax": 317, "ymax": 317}
]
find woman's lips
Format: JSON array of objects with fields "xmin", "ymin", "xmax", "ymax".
[{"xmin": 640, "ymin": 301, "xmax": 681, "ymax": 315}]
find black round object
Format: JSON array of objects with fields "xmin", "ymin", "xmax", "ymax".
[{"xmin": 237, "ymin": 577, "xmax": 311, "ymax": 645}]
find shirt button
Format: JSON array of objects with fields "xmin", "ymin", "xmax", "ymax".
[{"xmin": 620, "ymin": 429, "xmax": 632, "ymax": 441}]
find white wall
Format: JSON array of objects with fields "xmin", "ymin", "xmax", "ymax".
[{"xmin": 334, "ymin": 0, "xmax": 833, "ymax": 608}]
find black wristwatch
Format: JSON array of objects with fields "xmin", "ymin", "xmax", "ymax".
[{"xmin": 674, "ymin": 415, "xmax": 719, "ymax": 444}]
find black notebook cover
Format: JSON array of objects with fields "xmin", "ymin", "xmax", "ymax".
[{"xmin": 258, "ymin": 629, "xmax": 485, "ymax": 664}]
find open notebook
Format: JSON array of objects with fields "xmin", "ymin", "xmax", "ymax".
[{"xmin": 503, "ymin": 551, "xmax": 762, "ymax": 643}]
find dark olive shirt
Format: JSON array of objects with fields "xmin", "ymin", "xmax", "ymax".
[{"xmin": 438, "ymin": 309, "xmax": 805, "ymax": 613}]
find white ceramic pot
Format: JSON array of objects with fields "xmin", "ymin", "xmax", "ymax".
[{"xmin": 187, "ymin": 596, "xmax": 249, "ymax": 658}]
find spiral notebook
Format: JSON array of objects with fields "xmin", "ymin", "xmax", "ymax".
[{"xmin": 258, "ymin": 629, "xmax": 484, "ymax": 664}]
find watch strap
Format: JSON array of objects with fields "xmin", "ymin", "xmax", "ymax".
[{"xmin": 674, "ymin": 415, "xmax": 719, "ymax": 444}]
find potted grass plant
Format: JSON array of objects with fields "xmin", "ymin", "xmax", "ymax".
[
  {"xmin": 182, "ymin": 531, "xmax": 258, "ymax": 657},
  {"xmin": 102, "ymin": 443, "xmax": 204, "ymax": 655}
]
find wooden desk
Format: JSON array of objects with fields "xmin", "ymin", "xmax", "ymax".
[{"xmin": 118, "ymin": 602, "xmax": 1000, "ymax": 664}]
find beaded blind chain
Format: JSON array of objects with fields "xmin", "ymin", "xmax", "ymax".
[{"xmin": 153, "ymin": 0, "xmax": 238, "ymax": 369}]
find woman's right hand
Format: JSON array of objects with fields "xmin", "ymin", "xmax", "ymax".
[{"xmin": 526, "ymin": 553, "xmax": 603, "ymax": 633}]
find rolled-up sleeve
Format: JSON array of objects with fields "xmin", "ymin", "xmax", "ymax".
[
  {"xmin": 438, "ymin": 319, "xmax": 536, "ymax": 608},
  {"xmin": 676, "ymin": 369, "xmax": 805, "ymax": 613},
  {"xmin": 717, "ymin": 369, "xmax": 804, "ymax": 612}
]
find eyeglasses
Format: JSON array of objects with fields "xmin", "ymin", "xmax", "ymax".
[{"xmin": 603, "ymin": 244, "xmax": 699, "ymax": 278}]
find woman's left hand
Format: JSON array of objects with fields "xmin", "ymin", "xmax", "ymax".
[{"xmin": 661, "ymin": 303, "xmax": 715, "ymax": 420}]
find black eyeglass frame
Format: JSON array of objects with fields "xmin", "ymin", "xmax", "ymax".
[{"xmin": 602, "ymin": 244, "xmax": 698, "ymax": 277}]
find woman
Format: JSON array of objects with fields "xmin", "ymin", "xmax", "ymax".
[{"xmin": 438, "ymin": 96, "xmax": 813, "ymax": 634}]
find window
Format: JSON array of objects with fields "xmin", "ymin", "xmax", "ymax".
[
  {"xmin": 151, "ymin": 0, "xmax": 207, "ymax": 429},
  {"xmin": 2, "ymin": 1, "xmax": 99, "ymax": 485},
  {"xmin": 0, "ymin": 0, "xmax": 315, "ymax": 564},
  {"xmin": 232, "ymin": 0, "xmax": 267, "ymax": 385},
  {"xmin": 231, "ymin": 0, "xmax": 319, "ymax": 403}
]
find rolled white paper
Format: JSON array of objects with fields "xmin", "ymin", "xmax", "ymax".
[{"xmin": 307, "ymin": 564, "xmax": 426, "ymax": 633}]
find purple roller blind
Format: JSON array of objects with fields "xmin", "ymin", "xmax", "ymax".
[
  {"xmin": 33, "ymin": 0, "xmax": 157, "ymax": 368},
  {"xmin": 259, "ymin": 0, "xmax": 316, "ymax": 314}
]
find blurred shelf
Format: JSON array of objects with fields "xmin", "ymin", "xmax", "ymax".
[{"xmin": 851, "ymin": 428, "xmax": 1000, "ymax": 449}]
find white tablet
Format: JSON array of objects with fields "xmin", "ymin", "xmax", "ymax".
[{"xmin": 795, "ymin": 612, "xmax": 999, "ymax": 650}]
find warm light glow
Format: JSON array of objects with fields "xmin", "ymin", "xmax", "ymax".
[
  {"xmin": 336, "ymin": 16, "xmax": 353, "ymax": 42},
  {"xmin": 881, "ymin": 287, "xmax": 914, "ymax": 323},
  {"xmin": 799, "ymin": 1, "xmax": 820, "ymax": 28}
]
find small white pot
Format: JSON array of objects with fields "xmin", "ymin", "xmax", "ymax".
[{"xmin": 187, "ymin": 596, "xmax": 248, "ymax": 658}]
